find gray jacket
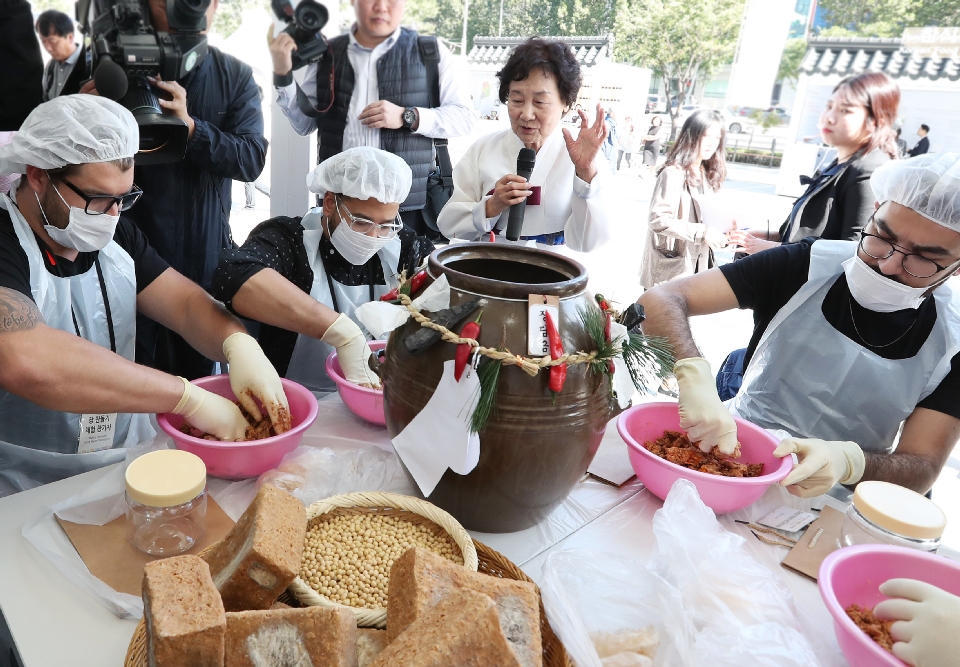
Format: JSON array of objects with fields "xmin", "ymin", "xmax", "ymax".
[{"xmin": 639, "ymin": 165, "xmax": 713, "ymax": 289}]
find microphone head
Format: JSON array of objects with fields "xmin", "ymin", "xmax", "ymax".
[
  {"xmin": 517, "ymin": 147, "xmax": 536, "ymax": 172},
  {"xmin": 94, "ymin": 58, "xmax": 129, "ymax": 101}
]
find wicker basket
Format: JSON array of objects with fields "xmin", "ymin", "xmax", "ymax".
[
  {"xmin": 287, "ymin": 491, "xmax": 479, "ymax": 627},
  {"xmin": 123, "ymin": 539, "xmax": 572, "ymax": 667}
]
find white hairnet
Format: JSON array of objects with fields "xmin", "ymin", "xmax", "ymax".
[
  {"xmin": 0, "ymin": 96, "xmax": 138, "ymax": 175},
  {"xmin": 306, "ymin": 146, "xmax": 412, "ymax": 204},
  {"xmin": 871, "ymin": 153, "xmax": 960, "ymax": 232}
]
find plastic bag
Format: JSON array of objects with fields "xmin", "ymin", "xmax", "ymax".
[
  {"xmin": 541, "ymin": 479, "xmax": 823, "ymax": 667},
  {"xmin": 255, "ymin": 444, "xmax": 415, "ymax": 508},
  {"xmin": 20, "ymin": 434, "xmax": 174, "ymax": 619}
]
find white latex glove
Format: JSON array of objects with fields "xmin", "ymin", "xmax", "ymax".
[
  {"xmin": 172, "ymin": 377, "xmax": 248, "ymax": 441},
  {"xmin": 875, "ymin": 579, "xmax": 960, "ymax": 667},
  {"xmin": 772, "ymin": 437, "xmax": 864, "ymax": 497},
  {"xmin": 321, "ymin": 313, "xmax": 382, "ymax": 389},
  {"xmin": 674, "ymin": 357, "xmax": 738, "ymax": 455},
  {"xmin": 222, "ymin": 332, "xmax": 291, "ymax": 433}
]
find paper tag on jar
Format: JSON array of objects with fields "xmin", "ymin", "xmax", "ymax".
[
  {"xmin": 77, "ymin": 413, "xmax": 117, "ymax": 454},
  {"xmin": 391, "ymin": 360, "xmax": 481, "ymax": 497},
  {"xmin": 528, "ymin": 294, "xmax": 560, "ymax": 356}
]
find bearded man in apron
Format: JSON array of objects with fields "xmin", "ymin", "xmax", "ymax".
[
  {"xmin": 638, "ymin": 153, "xmax": 960, "ymax": 498},
  {"xmin": 0, "ymin": 96, "xmax": 289, "ymax": 496},
  {"xmin": 213, "ymin": 146, "xmax": 434, "ymax": 393}
]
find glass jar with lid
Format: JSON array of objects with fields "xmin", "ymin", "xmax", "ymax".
[
  {"xmin": 841, "ymin": 480, "xmax": 946, "ymax": 552},
  {"xmin": 125, "ymin": 449, "xmax": 208, "ymax": 556}
]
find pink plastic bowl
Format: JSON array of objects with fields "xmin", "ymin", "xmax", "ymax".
[
  {"xmin": 819, "ymin": 545, "xmax": 960, "ymax": 667},
  {"xmin": 617, "ymin": 401, "xmax": 793, "ymax": 513},
  {"xmin": 325, "ymin": 340, "xmax": 386, "ymax": 426},
  {"xmin": 157, "ymin": 376, "xmax": 319, "ymax": 480}
]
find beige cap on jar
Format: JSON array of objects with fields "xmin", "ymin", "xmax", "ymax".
[
  {"xmin": 853, "ymin": 481, "xmax": 947, "ymax": 540},
  {"xmin": 125, "ymin": 450, "xmax": 207, "ymax": 508}
]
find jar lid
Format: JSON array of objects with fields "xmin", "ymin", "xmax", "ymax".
[
  {"xmin": 853, "ymin": 481, "xmax": 946, "ymax": 540},
  {"xmin": 125, "ymin": 450, "xmax": 206, "ymax": 508}
]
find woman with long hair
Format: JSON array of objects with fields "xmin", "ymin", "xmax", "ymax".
[
  {"xmin": 728, "ymin": 71, "xmax": 900, "ymax": 254},
  {"xmin": 639, "ymin": 109, "xmax": 728, "ymax": 289}
]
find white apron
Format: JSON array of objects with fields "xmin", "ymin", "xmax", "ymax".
[
  {"xmin": 0, "ymin": 189, "xmax": 154, "ymax": 494},
  {"xmin": 284, "ymin": 209, "xmax": 401, "ymax": 394},
  {"xmin": 730, "ymin": 240, "xmax": 960, "ymax": 454}
]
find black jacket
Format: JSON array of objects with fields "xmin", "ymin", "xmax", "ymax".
[
  {"xmin": 122, "ymin": 46, "xmax": 267, "ymax": 289},
  {"xmin": 908, "ymin": 136, "xmax": 930, "ymax": 157},
  {"xmin": 779, "ymin": 148, "xmax": 889, "ymax": 244},
  {"xmin": 42, "ymin": 43, "xmax": 89, "ymax": 100},
  {"xmin": 0, "ymin": 0, "xmax": 43, "ymax": 130}
]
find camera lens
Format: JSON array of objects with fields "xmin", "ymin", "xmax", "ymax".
[{"xmin": 294, "ymin": 0, "xmax": 327, "ymax": 31}]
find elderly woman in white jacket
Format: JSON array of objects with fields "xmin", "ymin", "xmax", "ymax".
[{"xmin": 437, "ymin": 38, "xmax": 612, "ymax": 252}]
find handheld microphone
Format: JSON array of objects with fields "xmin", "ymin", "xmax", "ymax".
[
  {"xmin": 93, "ymin": 57, "xmax": 129, "ymax": 101},
  {"xmin": 505, "ymin": 147, "xmax": 536, "ymax": 241}
]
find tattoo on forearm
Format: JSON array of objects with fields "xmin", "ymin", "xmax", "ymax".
[{"xmin": 0, "ymin": 288, "xmax": 43, "ymax": 333}]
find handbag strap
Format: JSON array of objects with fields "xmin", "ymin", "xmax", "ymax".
[{"xmin": 418, "ymin": 36, "xmax": 453, "ymax": 188}]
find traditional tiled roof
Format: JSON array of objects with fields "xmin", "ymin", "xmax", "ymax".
[
  {"xmin": 467, "ymin": 35, "xmax": 612, "ymax": 68},
  {"xmin": 800, "ymin": 36, "xmax": 960, "ymax": 80}
]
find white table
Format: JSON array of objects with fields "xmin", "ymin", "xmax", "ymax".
[{"xmin": 4, "ymin": 392, "xmax": 960, "ymax": 667}]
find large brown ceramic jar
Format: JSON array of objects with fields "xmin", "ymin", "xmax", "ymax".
[{"xmin": 381, "ymin": 243, "xmax": 623, "ymax": 532}]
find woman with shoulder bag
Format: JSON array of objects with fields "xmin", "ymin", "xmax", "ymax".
[
  {"xmin": 728, "ymin": 71, "xmax": 899, "ymax": 254},
  {"xmin": 639, "ymin": 109, "xmax": 728, "ymax": 290}
]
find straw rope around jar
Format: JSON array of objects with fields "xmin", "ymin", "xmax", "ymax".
[
  {"xmin": 287, "ymin": 491, "xmax": 479, "ymax": 628},
  {"xmin": 394, "ymin": 277, "xmax": 599, "ymax": 377}
]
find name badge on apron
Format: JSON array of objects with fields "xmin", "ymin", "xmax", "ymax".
[{"xmin": 77, "ymin": 413, "xmax": 117, "ymax": 453}]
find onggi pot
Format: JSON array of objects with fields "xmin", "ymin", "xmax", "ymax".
[{"xmin": 381, "ymin": 243, "xmax": 625, "ymax": 532}]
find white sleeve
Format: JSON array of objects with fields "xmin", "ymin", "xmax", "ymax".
[
  {"xmin": 437, "ymin": 141, "xmax": 500, "ymax": 240},
  {"xmin": 274, "ymin": 63, "xmax": 319, "ymax": 137},
  {"xmin": 413, "ymin": 42, "xmax": 477, "ymax": 139},
  {"xmin": 563, "ymin": 159, "xmax": 613, "ymax": 253}
]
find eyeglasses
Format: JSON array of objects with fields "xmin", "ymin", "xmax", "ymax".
[
  {"xmin": 336, "ymin": 195, "xmax": 403, "ymax": 239},
  {"xmin": 55, "ymin": 176, "xmax": 143, "ymax": 215},
  {"xmin": 859, "ymin": 226, "xmax": 959, "ymax": 279}
]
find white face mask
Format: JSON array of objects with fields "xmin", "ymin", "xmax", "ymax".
[
  {"xmin": 328, "ymin": 215, "xmax": 392, "ymax": 266},
  {"xmin": 842, "ymin": 256, "xmax": 930, "ymax": 312},
  {"xmin": 36, "ymin": 184, "xmax": 119, "ymax": 252}
]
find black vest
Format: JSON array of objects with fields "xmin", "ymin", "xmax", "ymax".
[{"xmin": 313, "ymin": 28, "xmax": 433, "ymax": 211}]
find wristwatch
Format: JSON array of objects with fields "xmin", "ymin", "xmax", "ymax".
[{"xmin": 402, "ymin": 107, "xmax": 418, "ymax": 130}]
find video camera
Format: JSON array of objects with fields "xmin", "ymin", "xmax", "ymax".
[
  {"xmin": 271, "ymin": 0, "xmax": 328, "ymax": 70},
  {"xmin": 77, "ymin": 0, "xmax": 211, "ymax": 165}
]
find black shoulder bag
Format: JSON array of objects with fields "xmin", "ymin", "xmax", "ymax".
[{"xmin": 418, "ymin": 36, "xmax": 454, "ymax": 234}]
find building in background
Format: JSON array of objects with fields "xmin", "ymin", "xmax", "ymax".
[
  {"xmin": 777, "ymin": 33, "xmax": 960, "ymax": 195},
  {"xmin": 467, "ymin": 35, "xmax": 651, "ymax": 122}
]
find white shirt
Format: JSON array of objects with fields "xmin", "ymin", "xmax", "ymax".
[
  {"xmin": 275, "ymin": 25, "xmax": 475, "ymax": 144},
  {"xmin": 437, "ymin": 128, "xmax": 613, "ymax": 253}
]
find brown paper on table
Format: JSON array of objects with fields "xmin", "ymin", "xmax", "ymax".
[
  {"xmin": 780, "ymin": 505, "xmax": 845, "ymax": 582},
  {"xmin": 55, "ymin": 497, "xmax": 235, "ymax": 596}
]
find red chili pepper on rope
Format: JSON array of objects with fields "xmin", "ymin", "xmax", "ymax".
[
  {"xmin": 454, "ymin": 311, "xmax": 482, "ymax": 381},
  {"xmin": 595, "ymin": 293, "xmax": 610, "ymax": 312},
  {"xmin": 545, "ymin": 310, "xmax": 566, "ymax": 395},
  {"xmin": 380, "ymin": 269, "xmax": 429, "ymax": 301}
]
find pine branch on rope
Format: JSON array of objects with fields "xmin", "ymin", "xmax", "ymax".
[
  {"xmin": 578, "ymin": 306, "xmax": 674, "ymax": 391},
  {"xmin": 470, "ymin": 356, "xmax": 503, "ymax": 434}
]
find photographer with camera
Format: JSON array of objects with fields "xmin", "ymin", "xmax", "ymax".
[
  {"xmin": 268, "ymin": 0, "xmax": 474, "ymax": 241},
  {"xmin": 99, "ymin": 0, "xmax": 270, "ymax": 379}
]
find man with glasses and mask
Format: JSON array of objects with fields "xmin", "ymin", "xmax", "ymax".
[
  {"xmin": 637, "ymin": 153, "xmax": 960, "ymax": 498},
  {"xmin": 213, "ymin": 147, "xmax": 434, "ymax": 393},
  {"xmin": 0, "ymin": 96, "xmax": 290, "ymax": 496}
]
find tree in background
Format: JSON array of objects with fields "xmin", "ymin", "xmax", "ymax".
[
  {"xmin": 816, "ymin": 0, "xmax": 960, "ymax": 38},
  {"xmin": 614, "ymin": 0, "xmax": 746, "ymax": 138},
  {"xmin": 776, "ymin": 37, "xmax": 807, "ymax": 85}
]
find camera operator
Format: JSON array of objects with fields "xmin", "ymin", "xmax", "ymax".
[
  {"xmin": 36, "ymin": 10, "xmax": 89, "ymax": 100},
  {"xmin": 268, "ymin": 0, "xmax": 474, "ymax": 240},
  {"xmin": 114, "ymin": 0, "xmax": 269, "ymax": 379}
]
